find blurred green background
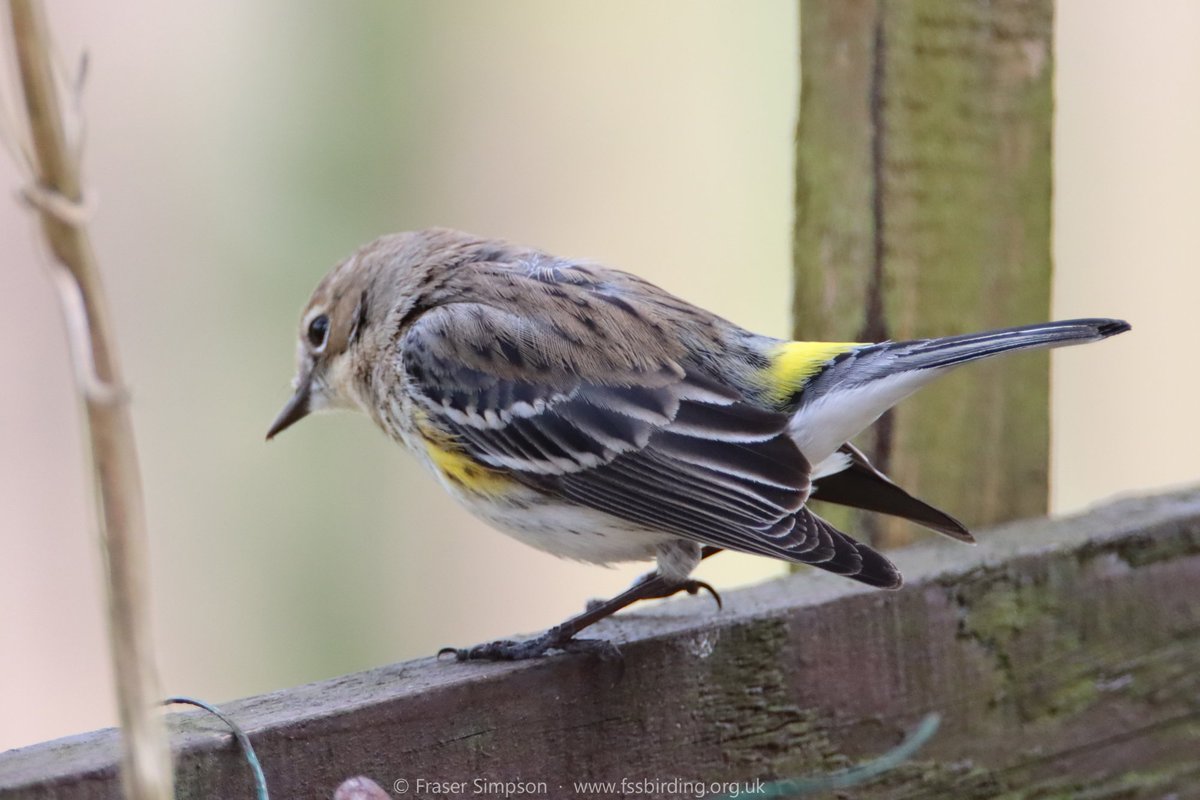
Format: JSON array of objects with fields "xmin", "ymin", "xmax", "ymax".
[{"xmin": 0, "ymin": 1, "xmax": 1195, "ymax": 751}]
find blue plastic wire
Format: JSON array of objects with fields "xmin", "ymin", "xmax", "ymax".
[
  {"xmin": 164, "ymin": 695, "xmax": 269, "ymax": 800},
  {"xmin": 720, "ymin": 713, "xmax": 941, "ymax": 798}
]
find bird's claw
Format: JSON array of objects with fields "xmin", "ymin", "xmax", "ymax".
[
  {"xmin": 587, "ymin": 578, "xmax": 721, "ymax": 611},
  {"xmin": 681, "ymin": 579, "xmax": 723, "ymax": 610}
]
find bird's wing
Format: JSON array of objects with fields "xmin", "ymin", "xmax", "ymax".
[{"xmin": 401, "ymin": 302, "xmax": 900, "ymax": 587}]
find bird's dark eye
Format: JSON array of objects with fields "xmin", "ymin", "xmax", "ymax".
[{"xmin": 307, "ymin": 314, "xmax": 330, "ymax": 348}]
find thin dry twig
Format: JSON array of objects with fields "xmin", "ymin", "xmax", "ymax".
[{"xmin": 4, "ymin": 1, "xmax": 174, "ymax": 797}]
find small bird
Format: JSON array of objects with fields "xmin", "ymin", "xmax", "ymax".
[{"xmin": 267, "ymin": 228, "xmax": 1129, "ymax": 661}]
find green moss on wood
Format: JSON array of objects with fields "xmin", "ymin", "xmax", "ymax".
[{"xmin": 697, "ymin": 618, "xmax": 841, "ymax": 779}]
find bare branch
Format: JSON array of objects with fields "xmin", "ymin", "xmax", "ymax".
[{"xmin": 4, "ymin": 1, "xmax": 173, "ymax": 798}]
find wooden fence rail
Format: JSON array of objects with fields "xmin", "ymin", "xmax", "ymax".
[{"xmin": 3, "ymin": 488, "xmax": 1199, "ymax": 799}]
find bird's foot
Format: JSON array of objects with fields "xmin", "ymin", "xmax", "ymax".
[
  {"xmin": 678, "ymin": 578, "xmax": 723, "ymax": 609},
  {"xmin": 639, "ymin": 575, "xmax": 724, "ymax": 608},
  {"xmin": 438, "ymin": 628, "xmax": 621, "ymax": 662},
  {"xmin": 586, "ymin": 577, "xmax": 721, "ymax": 611},
  {"xmin": 439, "ymin": 571, "xmax": 721, "ymax": 664}
]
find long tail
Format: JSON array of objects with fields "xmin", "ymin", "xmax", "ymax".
[
  {"xmin": 790, "ymin": 318, "xmax": 1131, "ymax": 471},
  {"xmin": 857, "ymin": 318, "xmax": 1130, "ymax": 373},
  {"xmin": 787, "ymin": 318, "xmax": 1129, "ymax": 554}
]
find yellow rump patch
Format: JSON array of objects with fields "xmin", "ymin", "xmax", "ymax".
[{"xmin": 763, "ymin": 340, "xmax": 862, "ymax": 404}]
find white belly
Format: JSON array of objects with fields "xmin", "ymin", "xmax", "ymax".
[{"xmin": 449, "ymin": 480, "xmax": 675, "ymax": 566}]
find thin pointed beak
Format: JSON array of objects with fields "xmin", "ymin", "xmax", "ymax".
[{"xmin": 266, "ymin": 380, "xmax": 312, "ymax": 440}]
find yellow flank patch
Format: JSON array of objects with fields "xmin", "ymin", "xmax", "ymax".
[
  {"xmin": 764, "ymin": 340, "xmax": 862, "ymax": 404},
  {"xmin": 424, "ymin": 439, "xmax": 512, "ymax": 495}
]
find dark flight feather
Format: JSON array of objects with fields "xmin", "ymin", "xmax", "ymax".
[{"xmin": 811, "ymin": 444, "xmax": 973, "ymax": 542}]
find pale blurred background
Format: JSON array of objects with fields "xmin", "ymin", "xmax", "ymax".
[{"xmin": 0, "ymin": 1, "xmax": 1195, "ymax": 752}]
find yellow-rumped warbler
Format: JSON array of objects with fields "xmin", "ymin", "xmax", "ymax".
[{"xmin": 267, "ymin": 228, "xmax": 1129, "ymax": 660}]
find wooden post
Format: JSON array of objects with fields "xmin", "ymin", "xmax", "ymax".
[{"xmin": 793, "ymin": 0, "xmax": 1054, "ymax": 546}]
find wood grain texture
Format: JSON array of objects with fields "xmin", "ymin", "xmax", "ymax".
[
  {"xmin": 4, "ymin": 489, "xmax": 1199, "ymax": 799},
  {"xmin": 794, "ymin": 0, "xmax": 1055, "ymax": 546}
]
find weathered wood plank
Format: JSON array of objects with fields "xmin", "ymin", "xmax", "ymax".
[
  {"xmin": 3, "ymin": 489, "xmax": 1199, "ymax": 799},
  {"xmin": 794, "ymin": 0, "xmax": 1056, "ymax": 546}
]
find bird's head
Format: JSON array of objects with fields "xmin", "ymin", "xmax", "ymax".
[{"xmin": 266, "ymin": 228, "xmax": 492, "ymax": 440}]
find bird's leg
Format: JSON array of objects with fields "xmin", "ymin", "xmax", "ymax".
[
  {"xmin": 440, "ymin": 547, "xmax": 725, "ymax": 662},
  {"xmin": 587, "ymin": 546, "xmax": 724, "ymax": 610}
]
